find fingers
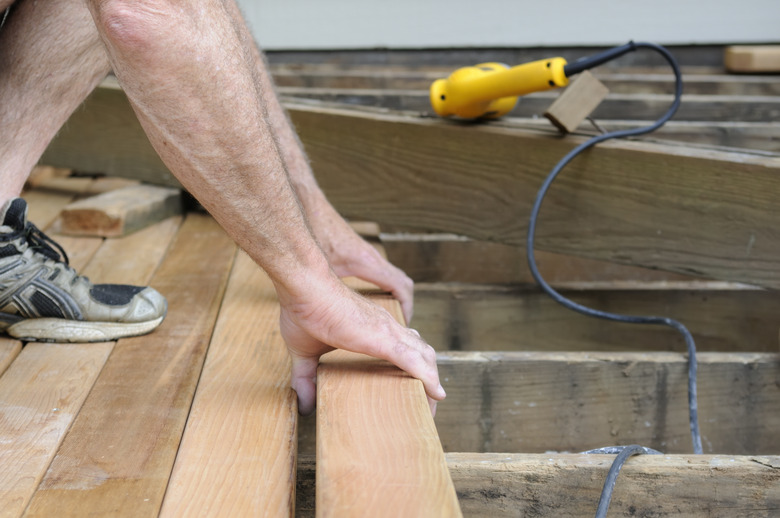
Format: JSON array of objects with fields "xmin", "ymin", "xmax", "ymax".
[
  {"xmin": 289, "ymin": 353, "xmax": 319, "ymax": 416},
  {"xmin": 347, "ymin": 251, "xmax": 416, "ymax": 324},
  {"xmin": 368, "ymin": 324, "xmax": 446, "ymax": 404}
]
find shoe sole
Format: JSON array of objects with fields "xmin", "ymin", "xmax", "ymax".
[{"xmin": 5, "ymin": 316, "xmax": 165, "ymax": 343}]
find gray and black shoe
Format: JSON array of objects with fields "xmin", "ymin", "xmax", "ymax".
[{"xmin": 0, "ymin": 197, "xmax": 167, "ymax": 342}]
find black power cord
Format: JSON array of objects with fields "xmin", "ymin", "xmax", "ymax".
[{"xmin": 525, "ymin": 42, "xmax": 703, "ymax": 516}]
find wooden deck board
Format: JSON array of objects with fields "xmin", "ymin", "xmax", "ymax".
[
  {"xmin": 316, "ymin": 296, "xmax": 461, "ymax": 517},
  {"xmin": 0, "ymin": 342, "xmax": 113, "ymax": 518},
  {"xmin": 0, "ymin": 340, "xmax": 21, "ymax": 377},
  {"xmin": 23, "ymin": 215, "xmax": 236, "ymax": 518},
  {"xmin": 160, "ymin": 252, "xmax": 297, "ymax": 517}
]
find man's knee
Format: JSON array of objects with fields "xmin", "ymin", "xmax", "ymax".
[{"xmin": 88, "ymin": 0, "xmax": 174, "ymax": 52}]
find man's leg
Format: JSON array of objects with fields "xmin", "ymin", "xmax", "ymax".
[
  {"xmin": 0, "ymin": 0, "xmax": 110, "ymax": 202},
  {"xmin": 0, "ymin": 0, "xmax": 166, "ymax": 343}
]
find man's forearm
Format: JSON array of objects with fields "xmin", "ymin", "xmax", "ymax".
[
  {"xmin": 87, "ymin": 1, "xmax": 331, "ymax": 296},
  {"xmin": 223, "ymin": 0, "xmax": 327, "ymax": 221}
]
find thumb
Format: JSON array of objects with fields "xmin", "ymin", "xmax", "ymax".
[{"xmin": 290, "ymin": 353, "xmax": 319, "ymax": 416}]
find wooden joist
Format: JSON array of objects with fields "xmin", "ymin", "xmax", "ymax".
[
  {"xmin": 316, "ymin": 295, "xmax": 461, "ymax": 517},
  {"xmin": 296, "ymin": 453, "xmax": 780, "ymax": 518},
  {"xmin": 278, "ymin": 88, "xmax": 780, "ymax": 122},
  {"xmin": 409, "ymin": 282, "xmax": 779, "ymax": 353},
  {"xmin": 269, "ymin": 65, "xmax": 780, "ymax": 96},
  {"xmin": 287, "ymin": 102, "xmax": 780, "ymax": 289},
  {"xmin": 432, "ymin": 351, "xmax": 780, "ymax": 454}
]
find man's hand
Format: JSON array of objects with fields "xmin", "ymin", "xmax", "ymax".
[
  {"xmin": 276, "ymin": 274, "xmax": 444, "ymax": 416},
  {"xmin": 307, "ymin": 199, "xmax": 415, "ymax": 323}
]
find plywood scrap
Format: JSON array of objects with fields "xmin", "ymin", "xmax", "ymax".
[
  {"xmin": 544, "ymin": 70, "xmax": 609, "ymax": 133},
  {"xmin": 316, "ymin": 295, "xmax": 461, "ymax": 517},
  {"xmin": 725, "ymin": 45, "xmax": 780, "ymax": 73},
  {"xmin": 160, "ymin": 252, "xmax": 296, "ymax": 518},
  {"xmin": 59, "ymin": 184, "xmax": 183, "ymax": 237}
]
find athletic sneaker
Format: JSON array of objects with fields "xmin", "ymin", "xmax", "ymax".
[{"xmin": 0, "ymin": 197, "xmax": 167, "ymax": 342}]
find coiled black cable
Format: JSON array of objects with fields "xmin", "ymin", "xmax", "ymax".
[{"xmin": 524, "ymin": 42, "xmax": 703, "ymax": 516}]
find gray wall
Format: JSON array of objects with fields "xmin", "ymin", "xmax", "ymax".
[{"xmin": 238, "ymin": 0, "xmax": 780, "ymax": 50}]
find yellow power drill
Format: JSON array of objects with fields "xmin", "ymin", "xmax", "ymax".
[{"xmin": 430, "ymin": 42, "xmax": 640, "ymax": 119}]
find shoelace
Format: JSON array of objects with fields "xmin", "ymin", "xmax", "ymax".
[{"xmin": 23, "ymin": 222, "xmax": 70, "ymax": 265}]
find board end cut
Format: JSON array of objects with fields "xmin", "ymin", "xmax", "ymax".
[{"xmin": 59, "ymin": 184, "xmax": 183, "ymax": 237}]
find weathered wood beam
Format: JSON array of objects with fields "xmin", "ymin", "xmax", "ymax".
[
  {"xmin": 279, "ymin": 88, "xmax": 780, "ymax": 122},
  {"xmin": 380, "ymin": 232, "xmax": 698, "ymax": 284},
  {"xmin": 410, "ymin": 282, "xmax": 779, "ymax": 353},
  {"xmin": 316, "ymin": 295, "xmax": 461, "ymax": 517},
  {"xmin": 270, "ymin": 67, "xmax": 780, "ymax": 96},
  {"xmin": 296, "ymin": 453, "xmax": 780, "ymax": 518},
  {"xmin": 432, "ymin": 351, "xmax": 780, "ymax": 454},
  {"xmin": 41, "ymin": 80, "xmax": 178, "ymax": 187},
  {"xmin": 287, "ymin": 102, "xmax": 780, "ymax": 288},
  {"xmin": 42, "ymin": 88, "xmax": 780, "ymax": 286}
]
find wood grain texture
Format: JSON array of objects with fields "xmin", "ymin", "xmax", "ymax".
[
  {"xmin": 0, "ymin": 342, "xmax": 113, "ymax": 518},
  {"xmin": 76, "ymin": 216, "xmax": 182, "ymax": 285},
  {"xmin": 381, "ymin": 232, "xmax": 697, "ymax": 284},
  {"xmin": 432, "ymin": 351, "xmax": 780, "ymax": 454},
  {"xmin": 160, "ymin": 251, "xmax": 296, "ymax": 517},
  {"xmin": 0, "ymin": 339, "xmax": 21, "ymax": 377},
  {"xmin": 447, "ymin": 452, "xmax": 780, "ymax": 517},
  {"xmin": 296, "ymin": 453, "xmax": 780, "ymax": 518},
  {"xmin": 316, "ymin": 296, "xmax": 461, "ymax": 517},
  {"xmin": 287, "ymin": 103, "xmax": 780, "ymax": 288},
  {"xmin": 24, "ymin": 214, "xmax": 236, "ymax": 518},
  {"xmin": 59, "ymin": 185, "xmax": 182, "ymax": 238},
  {"xmin": 269, "ymin": 65, "xmax": 780, "ymax": 96},
  {"xmin": 280, "ymin": 88, "xmax": 780, "ymax": 122}
]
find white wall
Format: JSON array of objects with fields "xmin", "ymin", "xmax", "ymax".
[{"xmin": 237, "ymin": 0, "xmax": 780, "ymax": 50}]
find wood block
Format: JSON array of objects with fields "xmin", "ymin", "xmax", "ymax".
[
  {"xmin": 725, "ymin": 46, "xmax": 780, "ymax": 73},
  {"xmin": 59, "ymin": 184, "xmax": 183, "ymax": 237},
  {"xmin": 24, "ymin": 166, "xmax": 72, "ymax": 190},
  {"xmin": 160, "ymin": 252, "xmax": 296, "ymax": 517},
  {"xmin": 0, "ymin": 343, "xmax": 113, "ymax": 518},
  {"xmin": 316, "ymin": 295, "xmax": 461, "ymax": 517},
  {"xmin": 544, "ymin": 70, "xmax": 610, "ymax": 133},
  {"xmin": 24, "ymin": 215, "xmax": 236, "ymax": 518}
]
